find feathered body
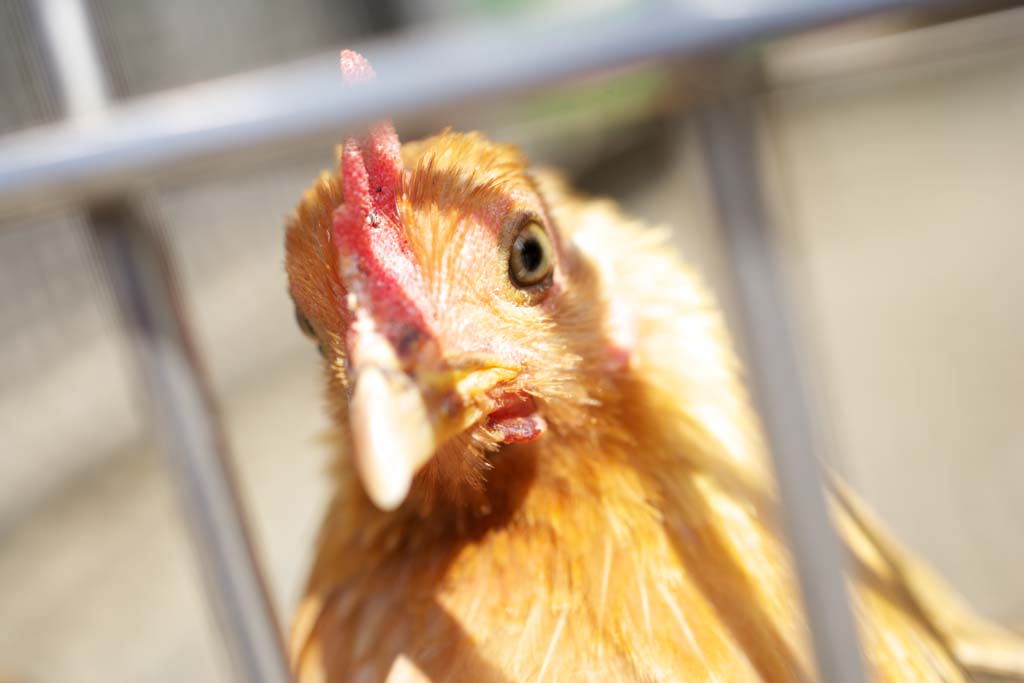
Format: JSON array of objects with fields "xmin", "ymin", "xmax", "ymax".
[{"xmin": 284, "ymin": 52, "xmax": 1023, "ymax": 683}]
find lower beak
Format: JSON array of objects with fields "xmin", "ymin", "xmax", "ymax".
[{"xmin": 345, "ymin": 314, "xmax": 514, "ymax": 510}]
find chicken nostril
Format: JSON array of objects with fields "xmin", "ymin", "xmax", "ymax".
[{"xmin": 395, "ymin": 327, "xmax": 424, "ymax": 357}]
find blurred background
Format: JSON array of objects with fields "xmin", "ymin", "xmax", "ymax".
[{"xmin": 0, "ymin": 0, "xmax": 1022, "ymax": 681}]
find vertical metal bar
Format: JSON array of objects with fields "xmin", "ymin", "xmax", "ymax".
[
  {"xmin": 88, "ymin": 199, "xmax": 291, "ymax": 683},
  {"xmin": 33, "ymin": 0, "xmax": 108, "ymax": 118},
  {"xmin": 696, "ymin": 62, "xmax": 867, "ymax": 683},
  {"xmin": 38, "ymin": 0, "xmax": 290, "ymax": 677}
]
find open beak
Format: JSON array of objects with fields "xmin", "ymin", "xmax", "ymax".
[{"xmin": 345, "ymin": 310, "xmax": 515, "ymax": 510}]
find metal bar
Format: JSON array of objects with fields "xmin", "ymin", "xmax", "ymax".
[
  {"xmin": 766, "ymin": 3, "xmax": 1024, "ymax": 89},
  {"xmin": 0, "ymin": 0, "xmax": 934, "ymax": 217},
  {"xmin": 696, "ymin": 63, "xmax": 867, "ymax": 682},
  {"xmin": 37, "ymin": 2, "xmax": 290, "ymax": 679},
  {"xmin": 33, "ymin": 0, "xmax": 109, "ymax": 118},
  {"xmin": 88, "ymin": 199, "xmax": 291, "ymax": 683}
]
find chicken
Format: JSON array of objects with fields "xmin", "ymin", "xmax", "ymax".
[{"xmin": 284, "ymin": 50, "xmax": 1024, "ymax": 682}]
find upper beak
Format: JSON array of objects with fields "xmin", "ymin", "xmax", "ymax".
[{"xmin": 345, "ymin": 311, "xmax": 515, "ymax": 510}]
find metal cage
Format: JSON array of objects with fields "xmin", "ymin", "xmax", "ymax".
[{"xmin": 0, "ymin": 1, "xmax": 1013, "ymax": 681}]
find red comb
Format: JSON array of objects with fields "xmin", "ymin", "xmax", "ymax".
[
  {"xmin": 340, "ymin": 50, "xmax": 375, "ymax": 84},
  {"xmin": 334, "ymin": 50, "xmax": 433, "ymax": 351}
]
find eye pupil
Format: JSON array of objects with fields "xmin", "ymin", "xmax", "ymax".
[{"xmin": 519, "ymin": 237, "xmax": 543, "ymax": 273}]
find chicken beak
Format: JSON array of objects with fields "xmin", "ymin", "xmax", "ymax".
[{"xmin": 346, "ymin": 311, "xmax": 515, "ymax": 510}]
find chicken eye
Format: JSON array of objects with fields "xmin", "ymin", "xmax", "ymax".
[
  {"xmin": 294, "ymin": 306, "xmax": 316, "ymax": 339},
  {"xmin": 294, "ymin": 307, "xmax": 328, "ymax": 357},
  {"xmin": 509, "ymin": 221, "xmax": 554, "ymax": 289}
]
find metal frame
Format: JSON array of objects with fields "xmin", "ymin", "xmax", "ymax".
[
  {"xmin": 3, "ymin": 1, "xmax": 968, "ymax": 681},
  {"xmin": 0, "ymin": 0, "xmax": 932, "ymax": 218},
  {"xmin": 89, "ymin": 199, "xmax": 291, "ymax": 683},
  {"xmin": 697, "ymin": 61, "xmax": 866, "ymax": 682}
]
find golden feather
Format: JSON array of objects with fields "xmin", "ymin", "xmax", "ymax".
[{"xmin": 284, "ymin": 131, "xmax": 1024, "ymax": 682}]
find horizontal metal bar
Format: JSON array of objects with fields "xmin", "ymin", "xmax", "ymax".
[
  {"xmin": 0, "ymin": 0, "xmax": 933, "ymax": 218},
  {"xmin": 766, "ymin": 3, "xmax": 1024, "ymax": 89},
  {"xmin": 697, "ymin": 65, "xmax": 867, "ymax": 682},
  {"xmin": 89, "ymin": 199, "xmax": 291, "ymax": 683}
]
